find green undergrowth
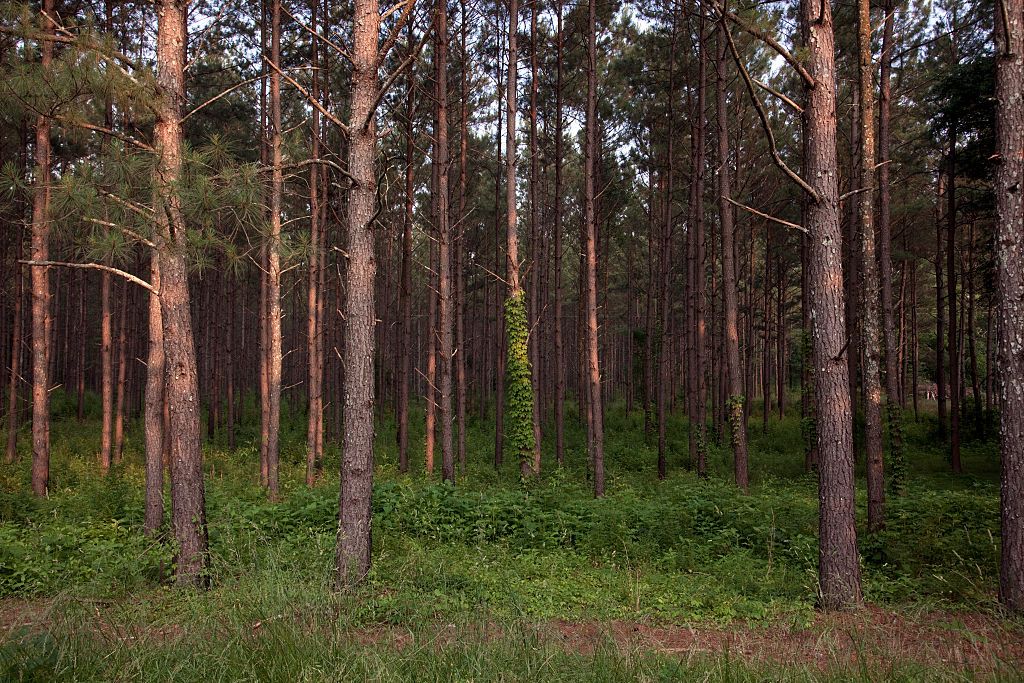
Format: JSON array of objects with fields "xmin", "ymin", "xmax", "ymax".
[{"xmin": 0, "ymin": 396, "xmax": 1011, "ymax": 679}]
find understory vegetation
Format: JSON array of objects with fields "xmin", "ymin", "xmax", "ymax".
[{"xmin": 1, "ymin": 398, "xmax": 1017, "ymax": 680}]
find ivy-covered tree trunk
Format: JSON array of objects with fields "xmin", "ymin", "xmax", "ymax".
[{"xmin": 504, "ymin": 0, "xmax": 537, "ymax": 477}]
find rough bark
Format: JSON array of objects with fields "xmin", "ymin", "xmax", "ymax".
[
  {"xmin": 857, "ymin": 0, "xmax": 885, "ymax": 532},
  {"xmin": 265, "ymin": 0, "xmax": 283, "ymax": 499},
  {"xmin": 336, "ymin": 0, "xmax": 379, "ymax": 588},
  {"xmin": 994, "ymin": 0, "xmax": 1024, "ymax": 612},
  {"xmin": 802, "ymin": 0, "xmax": 862, "ymax": 610},
  {"xmin": 397, "ymin": 27, "xmax": 415, "ymax": 474},
  {"xmin": 436, "ymin": 0, "xmax": 454, "ymax": 483},
  {"xmin": 585, "ymin": 0, "xmax": 604, "ymax": 497},
  {"xmin": 717, "ymin": 16, "xmax": 748, "ymax": 493},
  {"xmin": 878, "ymin": 0, "xmax": 905, "ymax": 494},
  {"xmin": 30, "ymin": 0, "xmax": 55, "ymax": 497},
  {"xmin": 101, "ymin": 271, "xmax": 113, "ymax": 471},
  {"xmin": 306, "ymin": 0, "xmax": 324, "ymax": 487},
  {"xmin": 553, "ymin": 0, "xmax": 565, "ymax": 467},
  {"xmin": 155, "ymin": 0, "xmax": 209, "ymax": 586},
  {"xmin": 144, "ymin": 252, "xmax": 165, "ymax": 536},
  {"xmin": 946, "ymin": 138, "xmax": 962, "ymax": 473}
]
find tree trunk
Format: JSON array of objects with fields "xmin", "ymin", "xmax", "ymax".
[
  {"xmin": 717, "ymin": 16, "xmax": 748, "ymax": 493},
  {"xmin": 947, "ymin": 137, "xmax": 962, "ymax": 473},
  {"xmin": 101, "ymin": 271, "xmax": 113, "ymax": 471},
  {"xmin": 528, "ymin": 0, "xmax": 542, "ymax": 475},
  {"xmin": 265, "ymin": 0, "xmax": 283, "ymax": 499},
  {"xmin": 802, "ymin": 0, "xmax": 862, "ymax": 610},
  {"xmin": 113, "ymin": 281, "xmax": 129, "ymax": 464},
  {"xmin": 504, "ymin": 0, "xmax": 538, "ymax": 476},
  {"xmin": 155, "ymin": 0, "xmax": 209, "ymax": 586},
  {"xmin": 878, "ymin": 0, "xmax": 905, "ymax": 493},
  {"xmin": 994, "ymin": 0, "xmax": 1024, "ymax": 611},
  {"xmin": 436, "ymin": 0, "xmax": 454, "ymax": 484},
  {"xmin": 5, "ymin": 243, "xmax": 23, "ymax": 465},
  {"xmin": 30, "ymin": 0, "xmax": 55, "ymax": 496},
  {"xmin": 857, "ymin": 0, "xmax": 885, "ymax": 532},
  {"xmin": 585, "ymin": 0, "xmax": 604, "ymax": 497},
  {"xmin": 336, "ymin": 0, "xmax": 380, "ymax": 588},
  {"xmin": 553, "ymin": 0, "xmax": 565, "ymax": 467},
  {"xmin": 397, "ymin": 27, "xmax": 415, "ymax": 474},
  {"xmin": 456, "ymin": 0, "xmax": 470, "ymax": 473},
  {"xmin": 306, "ymin": 0, "xmax": 324, "ymax": 486},
  {"xmin": 144, "ymin": 252, "xmax": 165, "ymax": 536}
]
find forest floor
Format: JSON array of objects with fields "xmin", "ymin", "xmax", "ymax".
[{"xmin": 1, "ymin": 395, "xmax": 1022, "ymax": 680}]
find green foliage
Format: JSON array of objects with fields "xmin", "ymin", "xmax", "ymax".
[{"xmin": 504, "ymin": 291, "xmax": 535, "ymax": 470}]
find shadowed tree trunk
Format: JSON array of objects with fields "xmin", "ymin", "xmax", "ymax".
[
  {"xmin": 946, "ymin": 139, "xmax": 962, "ymax": 474},
  {"xmin": 717, "ymin": 15, "xmax": 748, "ymax": 493},
  {"xmin": 5, "ymin": 239, "xmax": 23, "ymax": 465},
  {"xmin": 994, "ymin": 0, "xmax": 1024, "ymax": 613},
  {"xmin": 553, "ymin": 0, "xmax": 565, "ymax": 467},
  {"xmin": 436, "ymin": 0, "xmax": 454, "ymax": 483},
  {"xmin": 878, "ymin": 0, "xmax": 905, "ymax": 494},
  {"xmin": 585, "ymin": 0, "xmax": 604, "ymax": 497},
  {"xmin": 306, "ymin": 0, "xmax": 324, "ymax": 487},
  {"xmin": 857, "ymin": 0, "xmax": 885, "ymax": 532},
  {"xmin": 101, "ymin": 272, "xmax": 113, "ymax": 471},
  {"xmin": 397, "ymin": 26, "xmax": 415, "ymax": 474}
]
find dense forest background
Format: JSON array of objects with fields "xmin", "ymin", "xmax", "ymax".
[{"xmin": 2, "ymin": 0, "xmax": 1024, "ymax": 678}]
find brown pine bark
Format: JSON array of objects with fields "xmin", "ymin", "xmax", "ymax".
[
  {"xmin": 155, "ymin": 0, "xmax": 209, "ymax": 586},
  {"xmin": 878, "ymin": 0, "xmax": 905, "ymax": 492},
  {"xmin": 30, "ymin": 0, "xmax": 55, "ymax": 497},
  {"xmin": 397, "ymin": 27, "xmax": 415, "ymax": 474},
  {"xmin": 658, "ymin": 13, "xmax": 677, "ymax": 482},
  {"xmin": 946, "ymin": 139, "xmax": 962, "ymax": 474},
  {"xmin": 113, "ymin": 281, "xmax": 129, "ymax": 464},
  {"xmin": 994, "ymin": 0, "xmax": 1024, "ymax": 611},
  {"xmin": 5, "ymin": 240, "xmax": 23, "ymax": 465},
  {"xmin": 456, "ymin": 0, "xmax": 470, "ymax": 473},
  {"xmin": 336, "ymin": 0, "xmax": 380, "ymax": 588},
  {"xmin": 802, "ymin": 0, "xmax": 862, "ymax": 610},
  {"xmin": 585, "ymin": 0, "xmax": 604, "ymax": 497},
  {"xmin": 436, "ymin": 0, "xmax": 455, "ymax": 484},
  {"xmin": 716, "ymin": 16, "xmax": 748, "ymax": 493},
  {"xmin": 936, "ymin": 171, "xmax": 947, "ymax": 439},
  {"xmin": 265, "ymin": 0, "xmax": 283, "ymax": 499},
  {"xmin": 144, "ymin": 252, "xmax": 165, "ymax": 536},
  {"xmin": 306, "ymin": 0, "xmax": 324, "ymax": 487},
  {"xmin": 527, "ymin": 0, "xmax": 542, "ymax": 475},
  {"xmin": 101, "ymin": 271, "xmax": 113, "ymax": 471},
  {"xmin": 553, "ymin": 0, "xmax": 565, "ymax": 467},
  {"xmin": 857, "ymin": 0, "xmax": 885, "ymax": 531},
  {"xmin": 690, "ymin": 9, "xmax": 708, "ymax": 477}
]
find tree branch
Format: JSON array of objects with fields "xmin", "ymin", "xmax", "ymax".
[
  {"xmin": 723, "ymin": 20, "xmax": 819, "ymax": 201},
  {"xmin": 20, "ymin": 260, "xmax": 157, "ymax": 293},
  {"xmin": 713, "ymin": 3, "xmax": 815, "ymax": 88},
  {"xmin": 724, "ymin": 196, "xmax": 807, "ymax": 234}
]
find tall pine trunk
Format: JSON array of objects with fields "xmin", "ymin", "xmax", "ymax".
[
  {"xmin": 994, "ymin": 0, "xmax": 1024, "ymax": 612},
  {"xmin": 155, "ymin": 0, "xmax": 209, "ymax": 586},
  {"xmin": 857, "ymin": 0, "xmax": 885, "ymax": 531},
  {"xmin": 336, "ymin": 0, "xmax": 380, "ymax": 588},
  {"xmin": 802, "ymin": 0, "xmax": 861, "ymax": 609},
  {"xmin": 30, "ymin": 0, "xmax": 55, "ymax": 496}
]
